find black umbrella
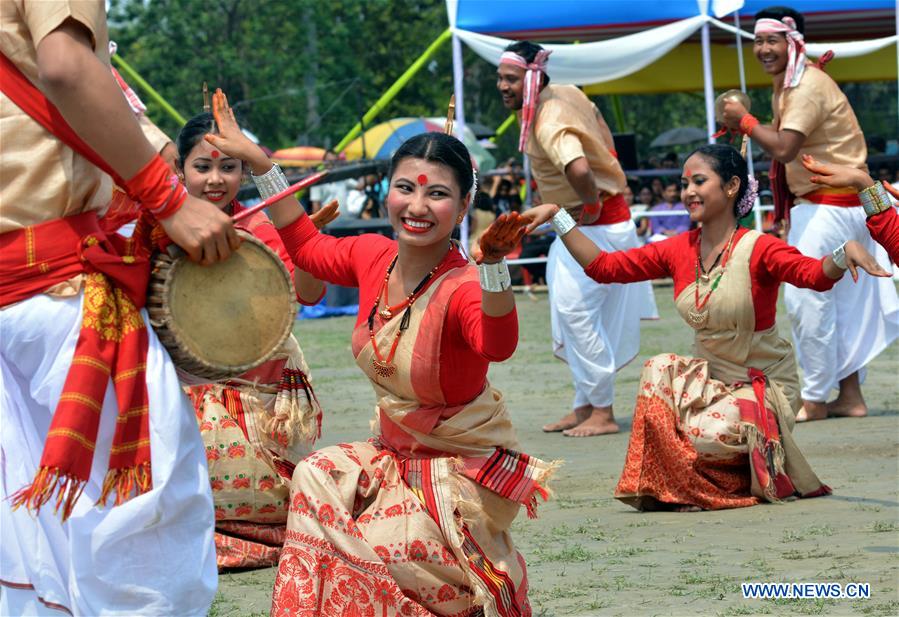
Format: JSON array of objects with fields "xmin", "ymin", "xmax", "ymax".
[{"xmin": 650, "ymin": 127, "xmax": 707, "ymax": 148}]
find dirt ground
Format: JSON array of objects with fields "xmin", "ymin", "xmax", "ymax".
[{"xmin": 214, "ymin": 284, "xmax": 899, "ymax": 617}]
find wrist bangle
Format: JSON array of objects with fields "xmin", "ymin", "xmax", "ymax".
[
  {"xmin": 859, "ymin": 182, "xmax": 892, "ymax": 217},
  {"xmin": 478, "ymin": 258, "xmax": 511, "ymax": 292},
  {"xmin": 550, "ymin": 208, "xmax": 576, "ymax": 237},
  {"xmin": 738, "ymin": 114, "xmax": 759, "ymax": 137},
  {"xmin": 252, "ymin": 163, "xmax": 290, "ymax": 200},
  {"xmin": 831, "ymin": 241, "xmax": 848, "ymax": 270}
]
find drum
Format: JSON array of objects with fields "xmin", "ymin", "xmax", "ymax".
[{"xmin": 147, "ymin": 230, "xmax": 297, "ymax": 380}]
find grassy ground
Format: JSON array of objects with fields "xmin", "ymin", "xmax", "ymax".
[{"xmin": 214, "ymin": 284, "xmax": 899, "ymax": 617}]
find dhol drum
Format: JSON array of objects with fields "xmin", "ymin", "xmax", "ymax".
[{"xmin": 147, "ymin": 230, "xmax": 297, "ymax": 380}]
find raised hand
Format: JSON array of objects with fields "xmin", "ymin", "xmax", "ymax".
[
  {"xmin": 478, "ymin": 211, "xmax": 529, "ymax": 264},
  {"xmin": 802, "ymin": 154, "xmax": 873, "ymax": 192},
  {"xmin": 204, "ymin": 88, "xmax": 259, "ymax": 163},
  {"xmin": 310, "ymin": 199, "xmax": 340, "ymax": 229},
  {"xmin": 844, "ymin": 240, "xmax": 892, "ymax": 282}
]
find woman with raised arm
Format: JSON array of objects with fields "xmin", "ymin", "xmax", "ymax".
[
  {"xmin": 526, "ymin": 144, "xmax": 890, "ymax": 511},
  {"xmin": 174, "ymin": 109, "xmax": 335, "ymax": 569},
  {"xmin": 205, "ymin": 92, "xmax": 555, "ymax": 615}
]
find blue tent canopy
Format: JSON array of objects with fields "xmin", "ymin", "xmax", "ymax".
[{"xmin": 455, "ymin": 0, "xmax": 895, "ymax": 38}]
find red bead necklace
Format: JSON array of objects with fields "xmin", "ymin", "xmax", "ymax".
[{"xmin": 368, "ymin": 254, "xmax": 442, "ymax": 378}]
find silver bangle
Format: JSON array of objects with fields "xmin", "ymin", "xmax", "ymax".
[
  {"xmin": 251, "ymin": 163, "xmax": 290, "ymax": 200},
  {"xmin": 860, "ymin": 182, "xmax": 892, "ymax": 217},
  {"xmin": 550, "ymin": 208, "xmax": 576, "ymax": 237},
  {"xmin": 478, "ymin": 258, "xmax": 512, "ymax": 293},
  {"xmin": 831, "ymin": 241, "xmax": 848, "ymax": 270}
]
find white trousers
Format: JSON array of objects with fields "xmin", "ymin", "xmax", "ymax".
[
  {"xmin": 546, "ymin": 220, "xmax": 657, "ymax": 408},
  {"xmin": 784, "ymin": 202, "xmax": 899, "ymax": 402},
  {"xmin": 0, "ymin": 291, "xmax": 217, "ymax": 616}
]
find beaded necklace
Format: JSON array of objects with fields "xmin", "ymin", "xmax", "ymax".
[
  {"xmin": 687, "ymin": 226, "xmax": 739, "ymax": 329},
  {"xmin": 367, "ymin": 254, "xmax": 443, "ymax": 378}
]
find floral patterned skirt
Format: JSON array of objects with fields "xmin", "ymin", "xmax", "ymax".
[
  {"xmin": 615, "ymin": 353, "xmax": 760, "ymax": 511},
  {"xmin": 271, "ymin": 441, "xmax": 530, "ymax": 617}
]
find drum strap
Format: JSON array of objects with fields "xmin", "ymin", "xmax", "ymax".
[{"xmin": 2, "ymin": 210, "xmax": 155, "ymax": 523}]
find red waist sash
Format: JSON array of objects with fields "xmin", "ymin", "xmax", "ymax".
[
  {"xmin": 1, "ymin": 213, "xmax": 154, "ymax": 520},
  {"xmin": 797, "ymin": 188, "xmax": 862, "ymax": 207},
  {"xmin": 583, "ymin": 193, "xmax": 631, "ymax": 226}
]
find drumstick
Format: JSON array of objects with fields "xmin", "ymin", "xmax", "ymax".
[{"xmin": 232, "ymin": 170, "xmax": 328, "ymax": 223}]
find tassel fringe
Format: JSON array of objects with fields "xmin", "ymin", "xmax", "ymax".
[
  {"xmin": 97, "ymin": 462, "xmax": 152, "ymax": 507},
  {"xmin": 10, "ymin": 466, "xmax": 87, "ymax": 522}
]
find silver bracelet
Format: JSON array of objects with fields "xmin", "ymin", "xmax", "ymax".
[
  {"xmin": 478, "ymin": 258, "xmax": 512, "ymax": 293},
  {"xmin": 251, "ymin": 163, "xmax": 290, "ymax": 200},
  {"xmin": 550, "ymin": 208, "xmax": 576, "ymax": 237},
  {"xmin": 831, "ymin": 241, "xmax": 848, "ymax": 270},
  {"xmin": 860, "ymin": 182, "xmax": 892, "ymax": 217}
]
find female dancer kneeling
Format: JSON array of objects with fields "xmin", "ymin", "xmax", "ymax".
[
  {"xmin": 176, "ymin": 110, "xmax": 333, "ymax": 568},
  {"xmin": 206, "ymin": 91, "xmax": 555, "ymax": 614},
  {"xmin": 526, "ymin": 144, "xmax": 890, "ymax": 511}
]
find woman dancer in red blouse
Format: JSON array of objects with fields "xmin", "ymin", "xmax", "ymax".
[
  {"xmin": 205, "ymin": 91, "xmax": 555, "ymax": 615},
  {"xmin": 526, "ymin": 144, "xmax": 889, "ymax": 511},
  {"xmin": 175, "ymin": 108, "xmax": 335, "ymax": 569}
]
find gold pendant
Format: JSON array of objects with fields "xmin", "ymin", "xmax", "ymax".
[
  {"xmin": 371, "ymin": 358, "xmax": 396, "ymax": 378},
  {"xmin": 687, "ymin": 308, "xmax": 709, "ymax": 329},
  {"xmin": 379, "ymin": 308, "xmax": 393, "ymax": 320},
  {"xmin": 699, "ymin": 273, "xmax": 711, "ymax": 283}
]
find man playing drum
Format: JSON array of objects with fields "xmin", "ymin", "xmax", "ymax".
[{"xmin": 0, "ymin": 1, "xmax": 237, "ymax": 614}]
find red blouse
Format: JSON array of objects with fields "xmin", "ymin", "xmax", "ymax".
[
  {"xmin": 584, "ymin": 227, "xmax": 837, "ymax": 331},
  {"xmin": 867, "ymin": 206, "xmax": 899, "ymax": 264},
  {"xmin": 278, "ymin": 214, "xmax": 518, "ymax": 405}
]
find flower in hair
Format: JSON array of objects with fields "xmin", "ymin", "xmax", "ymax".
[{"xmin": 737, "ymin": 175, "xmax": 758, "ymax": 218}]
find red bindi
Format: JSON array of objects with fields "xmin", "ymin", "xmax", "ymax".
[
  {"xmin": 417, "ymin": 174, "xmax": 428, "ymax": 186},
  {"xmin": 211, "ymin": 150, "xmax": 220, "ymax": 159},
  {"xmin": 685, "ymin": 168, "xmax": 693, "ymax": 178}
]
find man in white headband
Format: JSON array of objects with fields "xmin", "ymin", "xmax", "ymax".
[
  {"xmin": 722, "ymin": 6, "xmax": 897, "ymax": 423},
  {"xmin": 497, "ymin": 41, "xmax": 657, "ymax": 437}
]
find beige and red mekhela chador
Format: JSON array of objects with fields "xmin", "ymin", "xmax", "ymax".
[
  {"xmin": 583, "ymin": 227, "xmax": 832, "ymax": 510},
  {"xmin": 269, "ymin": 214, "xmax": 556, "ymax": 617},
  {"xmin": 188, "ymin": 201, "xmax": 323, "ymax": 570}
]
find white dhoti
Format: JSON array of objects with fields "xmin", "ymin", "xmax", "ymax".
[
  {"xmin": 0, "ymin": 292, "xmax": 217, "ymax": 616},
  {"xmin": 546, "ymin": 220, "xmax": 657, "ymax": 408},
  {"xmin": 784, "ymin": 201, "xmax": 899, "ymax": 402}
]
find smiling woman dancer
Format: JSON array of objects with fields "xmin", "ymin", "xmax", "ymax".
[
  {"xmin": 205, "ymin": 90, "xmax": 555, "ymax": 615},
  {"xmin": 175, "ymin": 110, "xmax": 333, "ymax": 569},
  {"xmin": 525, "ymin": 144, "xmax": 891, "ymax": 511}
]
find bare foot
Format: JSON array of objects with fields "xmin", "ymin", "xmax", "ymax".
[
  {"xmin": 827, "ymin": 372, "xmax": 868, "ymax": 418},
  {"xmin": 826, "ymin": 400, "xmax": 868, "ymax": 418},
  {"xmin": 674, "ymin": 505, "xmax": 702, "ymax": 512},
  {"xmin": 562, "ymin": 406, "xmax": 620, "ymax": 437},
  {"xmin": 542, "ymin": 405, "xmax": 591, "ymax": 432},
  {"xmin": 796, "ymin": 400, "xmax": 827, "ymax": 422}
]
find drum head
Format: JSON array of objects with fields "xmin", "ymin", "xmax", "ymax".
[{"xmin": 164, "ymin": 234, "xmax": 295, "ymax": 375}]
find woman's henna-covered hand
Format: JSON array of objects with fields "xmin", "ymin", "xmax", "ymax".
[{"xmin": 478, "ymin": 211, "xmax": 529, "ymax": 264}]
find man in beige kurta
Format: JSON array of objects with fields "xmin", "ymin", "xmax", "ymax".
[{"xmin": 498, "ymin": 40, "xmax": 657, "ymax": 437}]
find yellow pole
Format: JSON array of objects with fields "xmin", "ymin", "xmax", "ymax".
[
  {"xmin": 111, "ymin": 54, "xmax": 187, "ymax": 125},
  {"xmin": 334, "ymin": 28, "xmax": 452, "ymax": 154},
  {"xmin": 489, "ymin": 113, "xmax": 517, "ymax": 142}
]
